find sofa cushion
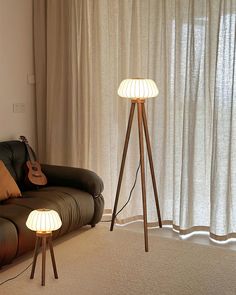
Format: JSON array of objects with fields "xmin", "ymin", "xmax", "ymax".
[
  {"xmin": 0, "ymin": 160, "xmax": 22, "ymax": 201},
  {"xmin": 0, "ymin": 205, "xmax": 34, "ymax": 256},
  {"xmin": 0, "ymin": 217, "xmax": 18, "ymax": 266},
  {"xmin": 5, "ymin": 186, "xmax": 95, "ymax": 239}
]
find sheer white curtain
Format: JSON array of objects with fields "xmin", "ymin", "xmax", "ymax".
[{"xmin": 34, "ymin": 0, "xmax": 236, "ymax": 241}]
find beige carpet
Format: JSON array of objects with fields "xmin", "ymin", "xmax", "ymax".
[{"xmin": 0, "ymin": 224, "xmax": 236, "ymax": 295}]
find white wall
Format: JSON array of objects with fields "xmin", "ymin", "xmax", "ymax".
[{"xmin": 0, "ymin": 0, "xmax": 36, "ymax": 148}]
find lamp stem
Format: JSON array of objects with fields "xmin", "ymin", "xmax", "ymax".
[
  {"xmin": 141, "ymin": 104, "xmax": 162, "ymax": 228},
  {"xmin": 110, "ymin": 102, "xmax": 136, "ymax": 231},
  {"xmin": 41, "ymin": 236, "xmax": 47, "ymax": 286},
  {"xmin": 137, "ymin": 100, "xmax": 149, "ymax": 252},
  {"xmin": 30, "ymin": 236, "xmax": 40, "ymax": 279},
  {"xmin": 48, "ymin": 236, "xmax": 58, "ymax": 279}
]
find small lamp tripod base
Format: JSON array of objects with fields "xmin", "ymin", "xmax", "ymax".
[
  {"xmin": 26, "ymin": 208, "xmax": 62, "ymax": 286},
  {"xmin": 110, "ymin": 98, "xmax": 162, "ymax": 252},
  {"xmin": 30, "ymin": 232, "xmax": 58, "ymax": 286}
]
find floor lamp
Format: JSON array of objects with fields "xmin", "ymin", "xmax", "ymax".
[
  {"xmin": 110, "ymin": 78, "xmax": 162, "ymax": 252},
  {"xmin": 26, "ymin": 209, "xmax": 62, "ymax": 286}
]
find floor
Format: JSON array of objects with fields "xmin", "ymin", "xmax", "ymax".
[
  {"xmin": 2, "ymin": 222, "xmax": 236, "ymax": 295},
  {"xmin": 107, "ymin": 220, "xmax": 236, "ymax": 251}
]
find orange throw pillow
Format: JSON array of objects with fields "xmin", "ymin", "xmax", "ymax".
[{"xmin": 0, "ymin": 160, "xmax": 21, "ymax": 201}]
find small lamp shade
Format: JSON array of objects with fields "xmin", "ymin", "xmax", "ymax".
[
  {"xmin": 117, "ymin": 78, "xmax": 159, "ymax": 99},
  {"xmin": 26, "ymin": 209, "xmax": 62, "ymax": 233}
]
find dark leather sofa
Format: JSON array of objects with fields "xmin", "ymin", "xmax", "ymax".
[{"xmin": 0, "ymin": 140, "xmax": 104, "ymax": 268}]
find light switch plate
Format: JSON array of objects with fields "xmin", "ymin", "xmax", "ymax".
[{"xmin": 13, "ymin": 103, "xmax": 25, "ymax": 113}]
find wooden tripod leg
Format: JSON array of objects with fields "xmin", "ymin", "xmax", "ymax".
[
  {"xmin": 137, "ymin": 100, "xmax": 149, "ymax": 252},
  {"xmin": 142, "ymin": 104, "xmax": 162, "ymax": 228},
  {"xmin": 48, "ymin": 236, "xmax": 58, "ymax": 279},
  {"xmin": 41, "ymin": 236, "xmax": 47, "ymax": 286},
  {"xmin": 110, "ymin": 102, "xmax": 136, "ymax": 231},
  {"xmin": 30, "ymin": 236, "xmax": 41, "ymax": 279}
]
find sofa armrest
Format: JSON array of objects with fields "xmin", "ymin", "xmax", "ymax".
[{"xmin": 41, "ymin": 164, "xmax": 104, "ymax": 197}]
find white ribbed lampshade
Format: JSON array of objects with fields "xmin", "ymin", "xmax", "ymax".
[
  {"xmin": 117, "ymin": 78, "xmax": 159, "ymax": 99},
  {"xmin": 26, "ymin": 209, "xmax": 62, "ymax": 232}
]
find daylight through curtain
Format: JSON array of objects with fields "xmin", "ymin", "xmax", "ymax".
[{"xmin": 33, "ymin": 0, "xmax": 236, "ymax": 241}]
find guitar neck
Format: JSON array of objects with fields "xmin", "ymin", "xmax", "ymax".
[{"xmin": 25, "ymin": 143, "xmax": 36, "ymax": 164}]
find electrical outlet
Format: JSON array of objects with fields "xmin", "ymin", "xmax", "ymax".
[{"xmin": 13, "ymin": 103, "xmax": 25, "ymax": 113}]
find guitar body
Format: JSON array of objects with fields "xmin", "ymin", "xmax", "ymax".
[
  {"xmin": 26, "ymin": 160, "xmax": 47, "ymax": 186},
  {"xmin": 20, "ymin": 136, "xmax": 47, "ymax": 186}
]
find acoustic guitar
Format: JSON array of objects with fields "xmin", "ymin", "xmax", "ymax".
[{"xmin": 19, "ymin": 136, "xmax": 47, "ymax": 186}]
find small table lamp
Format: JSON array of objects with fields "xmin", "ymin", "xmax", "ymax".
[
  {"xmin": 110, "ymin": 78, "xmax": 162, "ymax": 252},
  {"xmin": 26, "ymin": 208, "xmax": 62, "ymax": 286}
]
